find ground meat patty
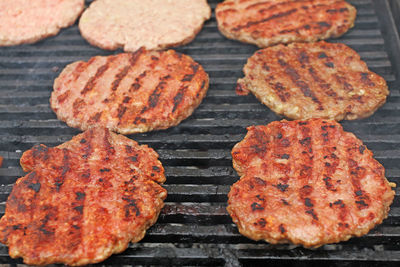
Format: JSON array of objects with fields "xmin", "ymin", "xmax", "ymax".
[
  {"xmin": 228, "ymin": 119, "xmax": 395, "ymax": 248},
  {"xmin": 51, "ymin": 48, "xmax": 209, "ymax": 134},
  {"xmin": 216, "ymin": 0, "xmax": 356, "ymax": 47},
  {"xmin": 0, "ymin": 0, "xmax": 84, "ymax": 46},
  {"xmin": 237, "ymin": 41, "xmax": 389, "ymax": 120},
  {"xmin": 79, "ymin": 0, "xmax": 211, "ymax": 52},
  {"xmin": 0, "ymin": 127, "xmax": 167, "ymax": 265}
]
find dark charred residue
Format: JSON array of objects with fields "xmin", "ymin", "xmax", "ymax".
[
  {"xmin": 325, "ymin": 162, "xmax": 331, "ymax": 167},
  {"xmin": 281, "ymin": 199, "xmax": 290, "ymax": 205},
  {"xmin": 318, "ymin": 52, "xmax": 327, "ymax": 59},
  {"xmin": 89, "ymin": 112, "xmax": 102, "ymax": 123},
  {"xmin": 257, "ymin": 218, "xmax": 266, "ymax": 227},
  {"xmin": 299, "ymin": 51, "xmax": 309, "ymax": 65},
  {"xmin": 117, "ymin": 105, "xmax": 127, "ymax": 119},
  {"xmin": 182, "ymin": 74, "xmax": 194, "ymax": 82},
  {"xmin": 123, "ymin": 197, "xmax": 140, "ymax": 217},
  {"xmin": 281, "ymin": 138, "xmax": 290, "ymax": 147},
  {"xmin": 279, "ymin": 224, "xmax": 286, "ymax": 234},
  {"xmin": 100, "ymin": 168, "xmax": 111, "ymax": 172},
  {"xmin": 75, "ymin": 192, "xmax": 86, "ymax": 200},
  {"xmin": 73, "ymin": 205, "xmax": 84, "ymax": 214},
  {"xmin": 299, "ymin": 122, "xmax": 308, "ymax": 125},
  {"xmin": 251, "ymin": 202, "xmax": 264, "ymax": 211},
  {"xmin": 280, "ymin": 154, "xmax": 290, "ymax": 159},
  {"xmin": 112, "ymin": 66, "xmax": 130, "ymax": 91},
  {"xmin": 356, "ymin": 200, "xmax": 369, "ymax": 208},
  {"xmin": 299, "ymin": 137, "xmax": 311, "ymax": 146},
  {"xmin": 306, "ymin": 209, "xmax": 318, "ymax": 220},
  {"xmin": 151, "ymin": 56, "xmax": 159, "ymax": 61},
  {"xmin": 130, "ymin": 156, "xmax": 138, "ymax": 162},
  {"xmin": 28, "ymin": 182, "xmax": 41, "ymax": 193},
  {"xmin": 274, "ymin": 183, "xmax": 289, "ymax": 192},
  {"xmin": 317, "ymin": 21, "xmax": 331, "ymax": 27},
  {"xmin": 172, "ymin": 85, "xmax": 188, "ymax": 113},
  {"xmin": 256, "ymin": 194, "xmax": 265, "ymax": 201},
  {"xmin": 277, "ymin": 133, "xmax": 283, "ymax": 139},
  {"xmin": 152, "ymin": 166, "xmax": 161, "ymax": 172},
  {"xmin": 323, "ymin": 176, "xmax": 336, "ymax": 191},
  {"xmin": 263, "ymin": 63, "xmax": 270, "ymax": 71},
  {"xmin": 32, "ymin": 144, "xmax": 49, "ymax": 160},
  {"xmin": 81, "ymin": 171, "xmax": 90, "ymax": 179},
  {"xmin": 355, "ymin": 190, "xmax": 363, "ymax": 196},
  {"xmin": 123, "ymin": 96, "xmax": 131, "ymax": 104},
  {"xmin": 232, "ymin": 8, "xmax": 298, "ymax": 31},
  {"xmin": 360, "ymin": 72, "xmax": 375, "ymax": 86},
  {"xmin": 304, "ymin": 198, "xmax": 313, "ymax": 207},
  {"xmin": 359, "ymin": 145, "xmax": 366, "ymax": 154},
  {"xmin": 273, "ymin": 82, "xmax": 290, "ymax": 102},
  {"xmin": 80, "ymin": 138, "xmax": 86, "ymax": 144},
  {"xmin": 324, "ymin": 62, "xmax": 334, "ymax": 68},
  {"xmin": 334, "ymin": 199, "xmax": 345, "ymax": 208}
]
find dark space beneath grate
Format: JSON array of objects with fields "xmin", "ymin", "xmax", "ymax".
[{"xmin": 0, "ymin": 0, "xmax": 399, "ymax": 266}]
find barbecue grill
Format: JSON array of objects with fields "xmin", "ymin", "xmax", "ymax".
[{"xmin": 0, "ymin": 0, "xmax": 399, "ymax": 266}]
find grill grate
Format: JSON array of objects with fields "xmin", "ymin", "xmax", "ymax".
[{"xmin": 0, "ymin": 0, "xmax": 399, "ymax": 266}]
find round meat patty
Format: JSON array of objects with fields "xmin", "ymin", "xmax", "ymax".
[
  {"xmin": 0, "ymin": 127, "xmax": 167, "ymax": 265},
  {"xmin": 237, "ymin": 41, "xmax": 389, "ymax": 120},
  {"xmin": 216, "ymin": 0, "xmax": 356, "ymax": 47},
  {"xmin": 228, "ymin": 119, "xmax": 395, "ymax": 248},
  {"xmin": 0, "ymin": 0, "xmax": 84, "ymax": 46},
  {"xmin": 51, "ymin": 48, "xmax": 209, "ymax": 134},
  {"xmin": 79, "ymin": 0, "xmax": 211, "ymax": 52}
]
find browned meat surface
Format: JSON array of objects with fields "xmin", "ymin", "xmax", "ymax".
[
  {"xmin": 0, "ymin": 127, "xmax": 166, "ymax": 265},
  {"xmin": 237, "ymin": 41, "xmax": 388, "ymax": 120},
  {"xmin": 51, "ymin": 48, "xmax": 209, "ymax": 134},
  {"xmin": 216, "ymin": 0, "xmax": 356, "ymax": 47},
  {"xmin": 229, "ymin": 119, "xmax": 395, "ymax": 248}
]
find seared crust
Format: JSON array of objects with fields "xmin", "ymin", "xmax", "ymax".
[
  {"xmin": 0, "ymin": 0, "xmax": 84, "ymax": 46},
  {"xmin": 79, "ymin": 0, "xmax": 211, "ymax": 52},
  {"xmin": 0, "ymin": 127, "xmax": 166, "ymax": 265},
  {"xmin": 51, "ymin": 49, "xmax": 209, "ymax": 134},
  {"xmin": 229, "ymin": 119, "xmax": 395, "ymax": 248},
  {"xmin": 216, "ymin": 0, "xmax": 356, "ymax": 47},
  {"xmin": 237, "ymin": 41, "xmax": 389, "ymax": 120}
]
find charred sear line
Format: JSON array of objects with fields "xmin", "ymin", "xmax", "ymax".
[
  {"xmin": 232, "ymin": 8, "xmax": 298, "ymax": 31},
  {"xmin": 279, "ymin": 224, "xmax": 286, "ymax": 234},
  {"xmin": 81, "ymin": 57, "xmax": 116, "ymax": 95},
  {"xmin": 72, "ymin": 98, "xmax": 85, "ymax": 117},
  {"xmin": 88, "ymin": 112, "xmax": 102, "ymax": 123},
  {"xmin": 103, "ymin": 130, "xmax": 115, "ymax": 159},
  {"xmin": 272, "ymin": 82, "xmax": 290, "ymax": 102},
  {"xmin": 122, "ymin": 197, "xmax": 140, "ymax": 217},
  {"xmin": 172, "ymin": 86, "xmax": 188, "ymax": 113},
  {"xmin": 112, "ymin": 66, "xmax": 130, "ymax": 91},
  {"xmin": 57, "ymin": 90, "xmax": 71, "ymax": 104},
  {"xmin": 251, "ymin": 202, "xmax": 264, "ymax": 211},
  {"xmin": 274, "ymin": 183, "xmax": 289, "ymax": 192}
]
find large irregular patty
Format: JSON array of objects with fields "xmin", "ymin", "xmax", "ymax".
[
  {"xmin": 0, "ymin": 0, "xmax": 84, "ymax": 46},
  {"xmin": 216, "ymin": 0, "xmax": 356, "ymax": 47},
  {"xmin": 237, "ymin": 41, "xmax": 389, "ymax": 120},
  {"xmin": 79, "ymin": 0, "xmax": 211, "ymax": 52},
  {"xmin": 51, "ymin": 48, "xmax": 209, "ymax": 134},
  {"xmin": 229, "ymin": 119, "xmax": 395, "ymax": 248},
  {"xmin": 0, "ymin": 127, "xmax": 167, "ymax": 266}
]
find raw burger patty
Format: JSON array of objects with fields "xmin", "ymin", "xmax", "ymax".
[
  {"xmin": 0, "ymin": 0, "xmax": 84, "ymax": 46},
  {"xmin": 216, "ymin": 0, "xmax": 356, "ymax": 47},
  {"xmin": 51, "ymin": 48, "xmax": 209, "ymax": 134},
  {"xmin": 79, "ymin": 0, "xmax": 211, "ymax": 51},
  {"xmin": 229, "ymin": 119, "xmax": 395, "ymax": 248},
  {"xmin": 237, "ymin": 41, "xmax": 388, "ymax": 120},
  {"xmin": 0, "ymin": 127, "xmax": 166, "ymax": 266}
]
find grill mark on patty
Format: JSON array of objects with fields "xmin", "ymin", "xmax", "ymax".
[
  {"xmin": 103, "ymin": 130, "xmax": 115, "ymax": 160},
  {"xmin": 272, "ymin": 82, "xmax": 290, "ymax": 102},
  {"xmin": 232, "ymin": 8, "xmax": 298, "ymax": 31},
  {"xmin": 111, "ymin": 49, "xmax": 145, "ymax": 92},
  {"xmin": 88, "ymin": 112, "xmax": 102, "ymax": 123},
  {"xmin": 53, "ymin": 149, "xmax": 70, "ymax": 192},
  {"xmin": 278, "ymin": 58, "xmax": 323, "ymax": 110},
  {"xmin": 72, "ymin": 98, "xmax": 85, "ymax": 117},
  {"xmin": 308, "ymin": 67, "xmax": 337, "ymax": 98},
  {"xmin": 181, "ymin": 63, "xmax": 199, "ymax": 82},
  {"xmin": 81, "ymin": 56, "xmax": 116, "ymax": 95},
  {"xmin": 172, "ymin": 85, "xmax": 188, "ymax": 113},
  {"xmin": 57, "ymin": 90, "xmax": 71, "ymax": 104}
]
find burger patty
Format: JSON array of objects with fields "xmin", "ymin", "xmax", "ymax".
[
  {"xmin": 51, "ymin": 48, "xmax": 209, "ymax": 134},
  {"xmin": 216, "ymin": 0, "xmax": 356, "ymax": 47},
  {"xmin": 237, "ymin": 41, "xmax": 389, "ymax": 120},
  {"xmin": 0, "ymin": 127, "xmax": 167, "ymax": 266},
  {"xmin": 0, "ymin": 0, "xmax": 84, "ymax": 46},
  {"xmin": 79, "ymin": 0, "xmax": 211, "ymax": 52},
  {"xmin": 229, "ymin": 119, "xmax": 395, "ymax": 248}
]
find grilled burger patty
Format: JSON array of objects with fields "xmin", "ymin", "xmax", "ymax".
[
  {"xmin": 51, "ymin": 48, "xmax": 209, "ymax": 134},
  {"xmin": 237, "ymin": 41, "xmax": 389, "ymax": 120},
  {"xmin": 0, "ymin": 0, "xmax": 84, "ymax": 46},
  {"xmin": 229, "ymin": 119, "xmax": 395, "ymax": 248},
  {"xmin": 216, "ymin": 0, "xmax": 356, "ymax": 47},
  {"xmin": 79, "ymin": 0, "xmax": 211, "ymax": 52},
  {"xmin": 0, "ymin": 127, "xmax": 166, "ymax": 266}
]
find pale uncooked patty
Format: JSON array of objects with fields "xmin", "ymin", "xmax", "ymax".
[
  {"xmin": 0, "ymin": 0, "xmax": 84, "ymax": 46},
  {"xmin": 79, "ymin": 0, "xmax": 211, "ymax": 52},
  {"xmin": 237, "ymin": 41, "xmax": 389, "ymax": 121}
]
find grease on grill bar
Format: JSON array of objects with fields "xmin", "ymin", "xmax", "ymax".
[{"xmin": 0, "ymin": 0, "xmax": 399, "ymax": 266}]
